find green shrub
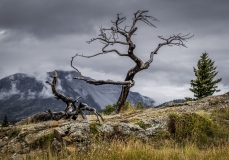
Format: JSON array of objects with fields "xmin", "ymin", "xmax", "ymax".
[
  {"xmin": 89, "ymin": 122, "xmax": 101, "ymax": 136},
  {"xmin": 103, "ymin": 104, "xmax": 116, "ymax": 115},
  {"xmin": 121, "ymin": 101, "xmax": 132, "ymax": 112},
  {"xmin": 135, "ymin": 121, "xmax": 151, "ymax": 130},
  {"xmin": 135, "ymin": 101, "xmax": 146, "ymax": 110},
  {"xmin": 212, "ymin": 107, "xmax": 229, "ymax": 122},
  {"xmin": 103, "ymin": 101, "xmax": 146, "ymax": 115},
  {"xmin": 31, "ymin": 132, "xmax": 55, "ymax": 149},
  {"xmin": 168, "ymin": 113, "xmax": 229, "ymax": 147},
  {"xmin": 7, "ymin": 127, "xmax": 21, "ymax": 138}
]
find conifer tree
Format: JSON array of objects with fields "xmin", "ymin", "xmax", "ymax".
[
  {"xmin": 185, "ymin": 52, "xmax": 222, "ymax": 101},
  {"xmin": 1, "ymin": 115, "xmax": 9, "ymax": 127}
]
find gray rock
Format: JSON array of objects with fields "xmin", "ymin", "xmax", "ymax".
[
  {"xmin": 51, "ymin": 138, "xmax": 62, "ymax": 152},
  {"xmin": 98, "ymin": 122, "xmax": 147, "ymax": 140},
  {"xmin": 25, "ymin": 128, "xmax": 54, "ymax": 145},
  {"xmin": 54, "ymin": 122, "xmax": 92, "ymax": 152},
  {"xmin": 11, "ymin": 153, "xmax": 25, "ymax": 160},
  {"xmin": 0, "ymin": 138, "xmax": 7, "ymax": 148}
]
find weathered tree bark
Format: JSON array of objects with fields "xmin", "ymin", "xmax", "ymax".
[
  {"xmin": 71, "ymin": 10, "xmax": 193, "ymax": 114},
  {"xmin": 22, "ymin": 70, "xmax": 104, "ymax": 123},
  {"xmin": 46, "ymin": 70, "xmax": 82, "ymax": 114},
  {"xmin": 17, "ymin": 70, "xmax": 104, "ymax": 124}
]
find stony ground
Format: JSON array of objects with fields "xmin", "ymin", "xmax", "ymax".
[
  {"xmin": 1, "ymin": 92, "xmax": 229, "ymax": 159},
  {"xmin": 93, "ymin": 91, "xmax": 229, "ymax": 123}
]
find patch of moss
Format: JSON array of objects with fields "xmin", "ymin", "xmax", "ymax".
[
  {"xmin": 135, "ymin": 121, "xmax": 150, "ymax": 130},
  {"xmin": 7, "ymin": 127, "xmax": 21, "ymax": 138},
  {"xmin": 89, "ymin": 122, "xmax": 101, "ymax": 137},
  {"xmin": 31, "ymin": 132, "xmax": 55, "ymax": 149}
]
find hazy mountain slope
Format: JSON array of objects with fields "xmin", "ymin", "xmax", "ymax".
[{"xmin": 0, "ymin": 71, "xmax": 155, "ymax": 121}]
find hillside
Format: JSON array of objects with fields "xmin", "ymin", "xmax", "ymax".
[
  {"xmin": 1, "ymin": 92, "xmax": 229, "ymax": 159},
  {"xmin": 0, "ymin": 71, "xmax": 155, "ymax": 122}
]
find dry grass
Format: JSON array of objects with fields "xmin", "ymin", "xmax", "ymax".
[
  {"xmin": 2, "ymin": 97, "xmax": 229, "ymax": 160},
  {"xmin": 3, "ymin": 139, "xmax": 229, "ymax": 160}
]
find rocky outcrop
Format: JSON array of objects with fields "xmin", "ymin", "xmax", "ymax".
[
  {"xmin": 0, "ymin": 116, "xmax": 168, "ymax": 155},
  {"xmin": 1, "ymin": 92, "xmax": 229, "ymax": 157},
  {"xmin": 97, "ymin": 116, "xmax": 169, "ymax": 140}
]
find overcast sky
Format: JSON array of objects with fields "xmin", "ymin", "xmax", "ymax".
[{"xmin": 0, "ymin": 0, "xmax": 228, "ymax": 105}]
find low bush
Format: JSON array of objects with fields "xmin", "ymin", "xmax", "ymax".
[
  {"xmin": 103, "ymin": 101, "xmax": 146, "ymax": 115},
  {"xmin": 135, "ymin": 101, "xmax": 146, "ymax": 110},
  {"xmin": 31, "ymin": 132, "xmax": 55, "ymax": 149},
  {"xmin": 168, "ymin": 113, "xmax": 229, "ymax": 148},
  {"xmin": 7, "ymin": 127, "xmax": 21, "ymax": 138},
  {"xmin": 89, "ymin": 122, "xmax": 101, "ymax": 138},
  {"xmin": 102, "ymin": 104, "xmax": 116, "ymax": 115}
]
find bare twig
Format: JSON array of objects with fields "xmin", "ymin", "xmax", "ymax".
[
  {"xmin": 142, "ymin": 33, "xmax": 194, "ymax": 69},
  {"xmin": 71, "ymin": 54, "xmax": 83, "ymax": 77}
]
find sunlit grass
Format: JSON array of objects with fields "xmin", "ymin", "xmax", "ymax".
[
  {"xmin": 2, "ymin": 104, "xmax": 229, "ymax": 159},
  {"xmin": 3, "ymin": 139, "xmax": 229, "ymax": 160}
]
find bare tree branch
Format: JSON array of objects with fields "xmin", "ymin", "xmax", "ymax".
[
  {"xmin": 71, "ymin": 55, "xmax": 134, "ymax": 87},
  {"xmin": 69, "ymin": 10, "xmax": 193, "ymax": 114},
  {"xmin": 142, "ymin": 33, "xmax": 194, "ymax": 69},
  {"xmin": 73, "ymin": 96, "xmax": 82, "ymax": 103},
  {"xmin": 45, "ymin": 70, "xmax": 69, "ymax": 101},
  {"xmin": 71, "ymin": 55, "xmax": 83, "ymax": 77},
  {"xmin": 45, "ymin": 70, "xmax": 81, "ymax": 112},
  {"xmin": 72, "ymin": 76, "xmax": 135, "ymax": 86},
  {"xmin": 129, "ymin": 10, "xmax": 159, "ymax": 36}
]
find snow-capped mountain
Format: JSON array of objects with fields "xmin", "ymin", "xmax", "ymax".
[{"xmin": 0, "ymin": 71, "xmax": 155, "ymax": 121}]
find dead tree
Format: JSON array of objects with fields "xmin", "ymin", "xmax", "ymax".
[
  {"xmin": 17, "ymin": 71, "xmax": 105, "ymax": 124},
  {"xmin": 44, "ymin": 70, "xmax": 104, "ymax": 123},
  {"xmin": 45, "ymin": 70, "xmax": 89, "ymax": 121},
  {"xmin": 46, "ymin": 70, "xmax": 82, "ymax": 115},
  {"xmin": 71, "ymin": 10, "xmax": 193, "ymax": 114},
  {"xmin": 77, "ymin": 102, "xmax": 104, "ymax": 123}
]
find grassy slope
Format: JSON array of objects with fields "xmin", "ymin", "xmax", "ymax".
[{"xmin": 2, "ymin": 92, "xmax": 229, "ymax": 160}]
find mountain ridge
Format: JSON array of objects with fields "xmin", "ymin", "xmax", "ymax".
[{"xmin": 0, "ymin": 71, "xmax": 155, "ymax": 121}]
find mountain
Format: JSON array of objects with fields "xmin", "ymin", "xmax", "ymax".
[
  {"xmin": 0, "ymin": 71, "xmax": 155, "ymax": 122},
  {"xmin": 156, "ymin": 99, "xmax": 188, "ymax": 108}
]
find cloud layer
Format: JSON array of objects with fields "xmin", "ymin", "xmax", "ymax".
[{"xmin": 0, "ymin": 0, "xmax": 228, "ymax": 104}]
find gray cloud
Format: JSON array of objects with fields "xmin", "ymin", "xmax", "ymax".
[
  {"xmin": 0, "ymin": 0, "xmax": 146, "ymax": 38},
  {"xmin": 0, "ymin": 82, "xmax": 20, "ymax": 99},
  {"xmin": 0, "ymin": 0, "xmax": 229, "ymax": 104}
]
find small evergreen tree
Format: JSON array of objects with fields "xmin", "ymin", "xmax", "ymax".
[
  {"xmin": 1, "ymin": 115, "xmax": 9, "ymax": 127},
  {"xmin": 185, "ymin": 52, "xmax": 222, "ymax": 101},
  {"xmin": 135, "ymin": 101, "xmax": 146, "ymax": 109},
  {"xmin": 102, "ymin": 104, "xmax": 116, "ymax": 115}
]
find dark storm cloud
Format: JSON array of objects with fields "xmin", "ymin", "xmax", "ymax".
[
  {"xmin": 1, "ymin": 0, "xmax": 229, "ymax": 39},
  {"xmin": 0, "ymin": 0, "xmax": 145, "ymax": 38},
  {"xmin": 0, "ymin": 0, "xmax": 229, "ymax": 103},
  {"xmin": 0, "ymin": 0, "xmax": 96, "ymax": 38}
]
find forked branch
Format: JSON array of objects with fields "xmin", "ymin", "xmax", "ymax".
[
  {"xmin": 130, "ymin": 10, "xmax": 159, "ymax": 34},
  {"xmin": 71, "ymin": 54, "xmax": 134, "ymax": 86},
  {"xmin": 46, "ymin": 70, "xmax": 82, "ymax": 111},
  {"xmin": 142, "ymin": 33, "xmax": 194, "ymax": 69},
  {"xmin": 86, "ymin": 10, "xmax": 158, "ymax": 58}
]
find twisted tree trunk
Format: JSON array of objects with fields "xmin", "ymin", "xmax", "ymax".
[{"xmin": 70, "ymin": 10, "xmax": 193, "ymax": 114}]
